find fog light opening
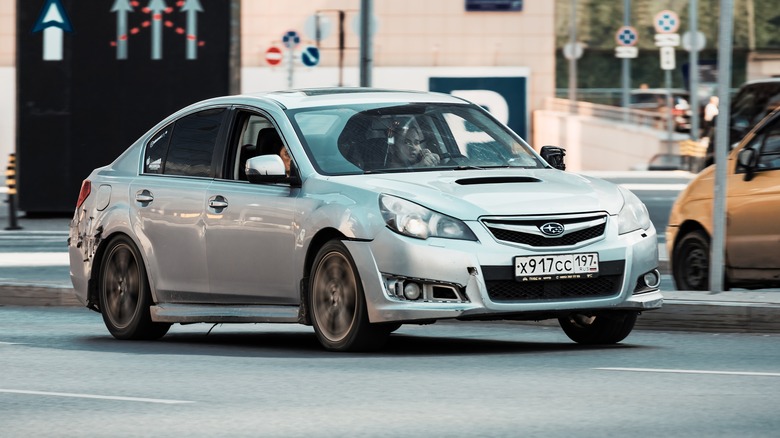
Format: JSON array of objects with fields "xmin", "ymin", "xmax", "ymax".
[
  {"xmin": 403, "ymin": 282, "xmax": 422, "ymax": 300},
  {"xmin": 643, "ymin": 269, "xmax": 661, "ymax": 288}
]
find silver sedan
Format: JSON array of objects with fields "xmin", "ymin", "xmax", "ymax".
[{"xmin": 68, "ymin": 89, "xmax": 662, "ymax": 351}]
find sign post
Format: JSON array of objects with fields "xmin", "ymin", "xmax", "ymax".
[
  {"xmin": 654, "ymin": 10, "xmax": 680, "ymax": 150},
  {"xmin": 615, "ymin": 22, "xmax": 638, "ymax": 122},
  {"xmin": 282, "ymin": 30, "xmax": 301, "ymax": 88}
]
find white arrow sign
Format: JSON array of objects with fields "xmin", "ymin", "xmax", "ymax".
[
  {"xmin": 32, "ymin": 0, "xmax": 73, "ymax": 61},
  {"xmin": 149, "ymin": 0, "xmax": 167, "ymax": 60},
  {"xmin": 182, "ymin": 0, "xmax": 203, "ymax": 60},
  {"xmin": 111, "ymin": 0, "xmax": 134, "ymax": 60}
]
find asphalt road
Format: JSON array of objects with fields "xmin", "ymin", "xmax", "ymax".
[{"xmin": 0, "ymin": 307, "xmax": 778, "ymax": 437}]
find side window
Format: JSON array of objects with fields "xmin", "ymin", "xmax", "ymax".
[
  {"xmin": 164, "ymin": 108, "xmax": 226, "ymax": 177},
  {"xmin": 144, "ymin": 127, "xmax": 171, "ymax": 174},
  {"xmin": 758, "ymin": 122, "xmax": 780, "ymax": 170},
  {"xmin": 234, "ymin": 113, "xmax": 288, "ymax": 180}
]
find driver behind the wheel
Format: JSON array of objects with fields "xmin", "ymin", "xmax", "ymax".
[{"xmin": 385, "ymin": 118, "xmax": 440, "ymax": 168}]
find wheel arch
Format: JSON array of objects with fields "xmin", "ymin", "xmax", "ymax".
[
  {"xmin": 298, "ymin": 227, "xmax": 350, "ymax": 325},
  {"xmin": 87, "ymin": 230, "xmax": 155, "ymax": 311},
  {"xmin": 672, "ymin": 220, "xmax": 710, "ymax": 258}
]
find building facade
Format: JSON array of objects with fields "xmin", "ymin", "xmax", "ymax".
[{"xmin": 0, "ymin": 0, "xmax": 555, "ymax": 211}]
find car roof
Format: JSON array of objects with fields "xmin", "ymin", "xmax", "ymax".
[
  {"xmin": 739, "ymin": 77, "xmax": 780, "ymax": 88},
  {"xmin": 202, "ymin": 88, "xmax": 470, "ymax": 110}
]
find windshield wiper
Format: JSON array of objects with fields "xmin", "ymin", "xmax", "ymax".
[{"xmin": 452, "ymin": 165, "xmax": 485, "ymax": 170}]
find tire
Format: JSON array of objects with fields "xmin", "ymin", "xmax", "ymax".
[
  {"xmin": 98, "ymin": 235, "xmax": 170, "ymax": 340},
  {"xmin": 558, "ymin": 311, "xmax": 637, "ymax": 345},
  {"xmin": 309, "ymin": 240, "xmax": 390, "ymax": 352},
  {"xmin": 672, "ymin": 230, "xmax": 710, "ymax": 291}
]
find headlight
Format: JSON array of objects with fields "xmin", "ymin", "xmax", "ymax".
[
  {"xmin": 379, "ymin": 194, "xmax": 477, "ymax": 241},
  {"xmin": 617, "ymin": 186, "xmax": 652, "ymax": 235}
]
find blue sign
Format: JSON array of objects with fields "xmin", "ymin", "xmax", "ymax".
[
  {"xmin": 32, "ymin": 0, "xmax": 73, "ymax": 32},
  {"xmin": 616, "ymin": 26, "xmax": 638, "ymax": 47},
  {"xmin": 282, "ymin": 30, "xmax": 300, "ymax": 49},
  {"xmin": 654, "ymin": 10, "xmax": 680, "ymax": 34},
  {"xmin": 301, "ymin": 45, "xmax": 320, "ymax": 67}
]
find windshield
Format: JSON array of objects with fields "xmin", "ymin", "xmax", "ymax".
[{"xmin": 287, "ymin": 102, "xmax": 544, "ymax": 175}]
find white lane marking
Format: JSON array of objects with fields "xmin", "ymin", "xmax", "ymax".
[
  {"xmin": 596, "ymin": 367, "xmax": 780, "ymax": 377},
  {"xmin": 0, "ymin": 253, "xmax": 69, "ymax": 267},
  {"xmin": 0, "ymin": 341, "xmax": 26, "ymax": 345},
  {"xmin": 0, "ymin": 389, "xmax": 194, "ymax": 404}
]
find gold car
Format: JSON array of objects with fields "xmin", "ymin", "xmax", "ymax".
[{"xmin": 667, "ymin": 108, "xmax": 780, "ymax": 290}]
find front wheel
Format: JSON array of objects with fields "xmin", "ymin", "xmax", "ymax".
[
  {"xmin": 98, "ymin": 235, "xmax": 170, "ymax": 340},
  {"xmin": 672, "ymin": 230, "xmax": 710, "ymax": 291},
  {"xmin": 309, "ymin": 240, "xmax": 390, "ymax": 352},
  {"xmin": 558, "ymin": 312, "xmax": 637, "ymax": 344}
]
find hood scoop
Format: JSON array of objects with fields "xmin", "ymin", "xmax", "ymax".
[{"xmin": 455, "ymin": 176, "xmax": 541, "ymax": 185}]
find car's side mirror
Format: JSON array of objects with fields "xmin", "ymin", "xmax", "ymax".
[
  {"xmin": 737, "ymin": 147, "xmax": 757, "ymax": 181},
  {"xmin": 246, "ymin": 155, "xmax": 298, "ymax": 185},
  {"xmin": 540, "ymin": 145, "xmax": 566, "ymax": 170}
]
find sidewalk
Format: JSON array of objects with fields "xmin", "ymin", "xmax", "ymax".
[{"xmin": 1, "ymin": 213, "xmax": 779, "ymax": 334}]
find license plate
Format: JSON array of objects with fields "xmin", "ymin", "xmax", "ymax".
[{"xmin": 514, "ymin": 253, "xmax": 599, "ymax": 281}]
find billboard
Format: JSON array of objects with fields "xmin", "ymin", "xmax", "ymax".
[{"xmin": 17, "ymin": 0, "xmax": 231, "ymax": 213}]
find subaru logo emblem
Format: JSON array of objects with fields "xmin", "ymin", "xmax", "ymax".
[{"xmin": 540, "ymin": 222, "xmax": 565, "ymax": 236}]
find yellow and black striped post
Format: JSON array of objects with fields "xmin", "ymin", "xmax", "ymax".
[{"xmin": 5, "ymin": 153, "xmax": 22, "ymax": 230}]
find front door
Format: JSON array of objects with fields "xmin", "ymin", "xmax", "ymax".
[{"xmin": 727, "ymin": 119, "xmax": 780, "ymax": 272}]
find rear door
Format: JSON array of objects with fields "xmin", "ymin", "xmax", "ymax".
[{"xmin": 130, "ymin": 107, "xmax": 228, "ymax": 302}]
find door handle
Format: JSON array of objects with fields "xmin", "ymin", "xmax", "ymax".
[
  {"xmin": 135, "ymin": 190, "xmax": 154, "ymax": 204},
  {"xmin": 208, "ymin": 196, "xmax": 228, "ymax": 209}
]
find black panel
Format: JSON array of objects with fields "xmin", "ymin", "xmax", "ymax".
[{"xmin": 17, "ymin": 0, "xmax": 231, "ymax": 213}]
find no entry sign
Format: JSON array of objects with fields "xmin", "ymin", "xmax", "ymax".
[{"xmin": 265, "ymin": 46, "xmax": 283, "ymax": 66}]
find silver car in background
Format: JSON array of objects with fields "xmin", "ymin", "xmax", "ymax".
[{"xmin": 68, "ymin": 88, "xmax": 662, "ymax": 352}]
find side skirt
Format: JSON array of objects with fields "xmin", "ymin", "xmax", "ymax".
[{"xmin": 150, "ymin": 304, "xmax": 300, "ymax": 324}]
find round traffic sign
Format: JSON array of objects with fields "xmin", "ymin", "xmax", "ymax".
[
  {"xmin": 304, "ymin": 14, "xmax": 333, "ymax": 41},
  {"xmin": 562, "ymin": 42, "xmax": 584, "ymax": 60},
  {"xmin": 265, "ymin": 46, "xmax": 283, "ymax": 66},
  {"xmin": 654, "ymin": 10, "xmax": 680, "ymax": 34},
  {"xmin": 615, "ymin": 26, "xmax": 638, "ymax": 47},
  {"xmin": 282, "ymin": 30, "xmax": 300, "ymax": 49},
  {"xmin": 682, "ymin": 31, "xmax": 707, "ymax": 51},
  {"xmin": 301, "ymin": 45, "xmax": 320, "ymax": 67}
]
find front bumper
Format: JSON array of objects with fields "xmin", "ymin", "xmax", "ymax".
[{"xmin": 349, "ymin": 219, "xmax": 662, "ymax": 324}]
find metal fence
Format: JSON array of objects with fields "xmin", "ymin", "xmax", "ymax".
[{"xmin": 544, "ymin": 97, "xmax": 665, "ymax": 130}]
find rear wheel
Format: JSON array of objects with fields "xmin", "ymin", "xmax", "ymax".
[
  {"xmin": 558, "ymin": 312, "xmax": 637, "ymax": 344},
  {"xmin": 309, "ymin": 240, "xmax": 390, "ymax": 352},
  {"xmin": 673, "ymin": 230, "xmax": 710, "ymax": 291},
  {"xmin": 98, "ymin": 235, "xmax": 170, "ymax": 340}
]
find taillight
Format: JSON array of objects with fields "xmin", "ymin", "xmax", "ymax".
[{"xmin": 76, "ymin": 180, "xmax": 91, "ymax": 208}]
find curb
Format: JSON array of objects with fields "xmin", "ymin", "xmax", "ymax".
[
  {"xmin": 0, "ymin": 285, "xmax": 81, "ymax": 307},
  {"xmin": 636, "ymin": 300, "xmax": 780, "ymax": 334}
]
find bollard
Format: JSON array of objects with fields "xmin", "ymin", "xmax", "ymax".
[{"xmin": 5, "ymin": 153, "xmax": 22, "ymax": 230}]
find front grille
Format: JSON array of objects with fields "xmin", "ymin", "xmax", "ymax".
[
  {"xmin": 482, "ymin": 214, "xmax": 607, "ymax": 247},
  {"xmin": 488, "ymin": 223, "xmax": 606, "ymax": 247},
  {"xmin": 481, "ymin": 260, "xmax": 624, "ymax": 302},
  {"xmin": 485, "ymin": 276, "xmax": 622, "ymax": 302}
]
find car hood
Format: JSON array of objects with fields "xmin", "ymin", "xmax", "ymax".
[{"xmin": 325, "ymin": 169, "xmax": 625, "ymax": 220}]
